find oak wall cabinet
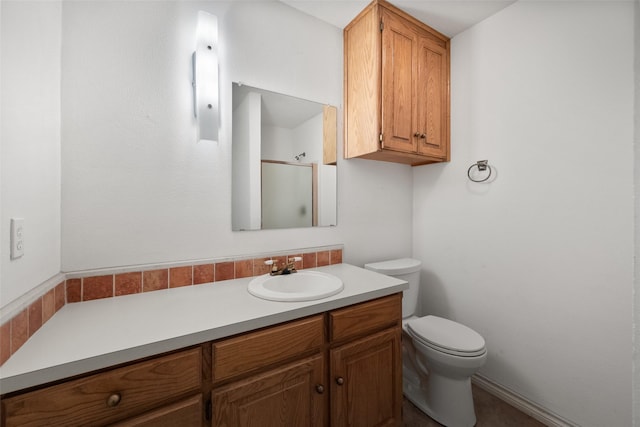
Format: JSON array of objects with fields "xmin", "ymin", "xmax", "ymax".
[{"xmin": 344, "ymin": 0, "xmax": 451, "ymax": 166}]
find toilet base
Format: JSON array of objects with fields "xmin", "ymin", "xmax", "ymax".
[{"xmin": 403, "ymin": 371, "xmax": 477, "ymax": 427}]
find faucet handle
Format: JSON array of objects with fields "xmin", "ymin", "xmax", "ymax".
[{"xmin": 265, "ymin": 259, "xmax": 278, "ymax": 273}]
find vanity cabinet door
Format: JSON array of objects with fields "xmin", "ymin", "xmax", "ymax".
[
  {"xmin": 212, "ymin": 355, "xmax": 326, "ymax": 427},
  {"xmin": 330, "ymin": 327, "xmax": 402, "ymax": 427}
]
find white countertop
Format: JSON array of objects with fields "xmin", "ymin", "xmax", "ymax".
[{"xmin": 0, "ymin": 263, "xmax": 407, "ymax": 395}]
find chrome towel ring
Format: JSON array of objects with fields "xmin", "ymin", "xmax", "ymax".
[{"xmin": 467, "ymin": 160, "xmax": 492, "ymax": 183}]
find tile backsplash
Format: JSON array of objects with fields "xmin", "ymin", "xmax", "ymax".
[
  {"xmin": 0, "ymin": 246, "xmax": 343, "ymax": 366},
  {"xmin": 1, "ymin": 281, "xmax": 66, "ymax": 366}
]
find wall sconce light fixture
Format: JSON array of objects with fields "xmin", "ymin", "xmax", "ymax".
[{"xmin": 192, "ymin": 11, "xmax": 219, "ymax": 141}]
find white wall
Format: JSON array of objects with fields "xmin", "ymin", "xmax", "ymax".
[
  {"xmin": 1, "ymin": 0, "xmax": 3, "ymax": 293},
  {"xmin": 60, "ymin": 0, "xmax": 412, "ymax": 272},
  {"xmin": 633, "ymin": 1, "xmax": 639, "ymax": 425},
  {"xmin": 293, "ymin": 113, "xmax": 323, "ymax": 164},
  {"xmin": 262, "ymin": 125, "xmax": 295, "ymax": 159},
  {"xmin": 231, "ymin": 91, "xmax": 261, "ymax": 231},
  {"xmin": 0, "ymin": 1, "xmax": 62, "ymax": 307},
  {"xmin": 413, "ymin": 2, "xmax": 635, "ymax": 426}
]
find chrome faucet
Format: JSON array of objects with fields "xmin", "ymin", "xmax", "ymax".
[{"xmin": 266, "ymin": 257, "xmax": 302, "ymax": 276}]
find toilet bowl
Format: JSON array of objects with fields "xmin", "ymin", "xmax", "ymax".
[{"xmin": 365, "ymin": 259, "xmax": 487, "ymax": 427}]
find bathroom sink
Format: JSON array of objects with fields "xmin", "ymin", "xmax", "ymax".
[{"xmin": 248, "ymin": 271, "xmax": 344, "ymax": 302}]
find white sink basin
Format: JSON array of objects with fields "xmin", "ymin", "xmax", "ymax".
[{"xmin": 248, "ymin": 271, "xmax": 344, "ymax": 302}]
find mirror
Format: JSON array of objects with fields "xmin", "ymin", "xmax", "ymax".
[{"xmin": 232, "ymin": 83, "xmax": 337, "ymax": 231}]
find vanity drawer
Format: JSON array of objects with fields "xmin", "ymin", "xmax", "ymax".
[
  {"xmin": 330, "ymin": 293, "xmax": 402, "ymax": 342},
  {"xmin": 2, "ymin": 347, "xmax": 202, "ymax": 427},
  {"xmin": 213, "ymin": 315, "xmax": 324, "ymax": 382},
  {"xmin": 111, "ymin": 394, "xmax": 203, "ymax": 427}
]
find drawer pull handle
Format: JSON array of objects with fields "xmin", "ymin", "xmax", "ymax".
[
  {"xmin": 335, "ymin": 377, "xmax": 344, "ymax": 386},
  {"xmin": 315, "ymin": 384, "xmax": 325, "ymax": 394},
  {"xmin": 106, "ymin": 393, "xmax": 122, "ymax": 408}
]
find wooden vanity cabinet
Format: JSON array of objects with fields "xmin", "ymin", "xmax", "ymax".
[
  {"xmin": 0, "ymin": 293, "xmax": 402, "ymax": 427},
  {"xmin": 344, "ymin": 0, "xmax": 450, "ymax": 166},
  {"xmin": 209, "ymin": 294, "xmax": 403, "ymax": 427}
]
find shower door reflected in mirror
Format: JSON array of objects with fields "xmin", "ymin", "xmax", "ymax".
[
  {"xmin": 261, "ymin": 161, "xmax": 315, "ymax": 229},
  {"xmin": 231, "ymin": 83, "xmax": 337, "ymax": 231}
]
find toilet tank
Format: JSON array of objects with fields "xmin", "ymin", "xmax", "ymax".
[{"xmin": 364, "ymin": 258, "xmax": 422, "ymax": 318}]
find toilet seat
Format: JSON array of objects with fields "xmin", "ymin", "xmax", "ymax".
[{"xmin": 407, "ymin": 315, "xmax": 486, "ymax": 357}]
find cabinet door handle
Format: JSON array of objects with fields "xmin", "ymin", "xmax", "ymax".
[
  {"xmin": 414, "ymin": 132, "xmax": 421, "ymax": 138},
  {"xmin": 315, "ymin": 384, "xmax": 325, "ymax": 394},
  {"xmin": 106, "ymin": 393, "xmax": 122, "ymax": 407},
  {"xmin": 420, "ymin": 133, "xmax": 426, "ymax": 139},
  {"xmin": 335, "ymin": 377, "xmax": 344, "ymax": 385}
]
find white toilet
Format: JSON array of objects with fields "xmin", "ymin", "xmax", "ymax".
[{"xmin": 365, "ymin": 258, "xmax": 487, "ymax": 427}]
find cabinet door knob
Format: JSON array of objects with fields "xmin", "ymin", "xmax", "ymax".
[
  {"xmin": 315, "ymin": 384, "xmax": 325, "ymax": 394},
  {"xmin": 414, "ymin": 132, "xmax": 421, "ymax": 138},
  {"xmin": 106, "ymin": 393, "xmax": 122, "ymax": 408},
  {"xmin": 420, "ymin": 133, "xmax": 426, "ymax": 139},
  {"xmin": 335, "ymin": 377, "xmax": 344, "ymax": 385}
]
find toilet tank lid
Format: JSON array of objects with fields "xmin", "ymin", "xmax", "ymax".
[{"xmin": 364, "ymin": 258, "xmax": 422, "ymax": 275}]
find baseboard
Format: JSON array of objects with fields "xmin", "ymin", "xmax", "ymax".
[{"xmin": 472, "ymin": 374, "xmax": 579, "ymax": 427}]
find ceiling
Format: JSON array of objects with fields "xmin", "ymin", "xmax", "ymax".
[
  {"xmin": 280, "ymin": 0, "xmax": 516, "ymax": 37},
  {"xmin": 233, "ymin": 83, "xmax": 324, "ymax": 129}
]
